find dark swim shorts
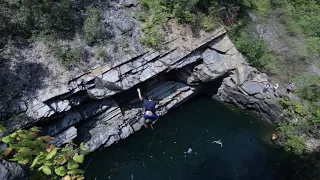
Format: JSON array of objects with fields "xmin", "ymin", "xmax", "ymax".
[{"xmin": 144, "ymin": 114, "xmax": 159, "ymax": 121}]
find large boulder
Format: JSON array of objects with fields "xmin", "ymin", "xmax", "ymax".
[
  {"xmin": 241, "ymin": 81, "xmax": 265, "ymax": 95},
  {"xmin": 0, "ymin": 160, "xmax": 27, "ymax": 180}
]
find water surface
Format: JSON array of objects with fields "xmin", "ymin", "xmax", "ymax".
[{"xmin": 84, "ymin": 96, "xmax": 291, "ymax": 180}]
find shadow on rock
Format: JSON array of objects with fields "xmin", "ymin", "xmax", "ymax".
[{"xmin": 0, "ymin": 57, "xmax": 50, "ymax": 120}]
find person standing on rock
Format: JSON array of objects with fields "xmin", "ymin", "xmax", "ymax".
[
  {"xmin": 137, "ymin": 88, "xmax": 159, "ymax": 129},
  {"xmin": 287, "ymin": 83, "xmax": 294, "ymax": 93}
]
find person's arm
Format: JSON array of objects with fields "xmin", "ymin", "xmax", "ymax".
[{"xmin": 137, "ymin": 88, "xmax": 143, "ymax": 100}]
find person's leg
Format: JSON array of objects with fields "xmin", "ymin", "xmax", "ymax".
[
  {"xmin": 150, "ymin": 114, "xmax": 159, "ymax": 124},
  {"xmin": 143, "ymin": 114, "xmax": 150, "ymax": 128}
]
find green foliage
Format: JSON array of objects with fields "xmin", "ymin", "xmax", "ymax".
[
  {"xmin": 278, "ymin": 93, "xmax": 320, "ymax": 154},
  {"xmin": 83, "ymin": 7, "xmax": 102, "ymax": 45},
  {"xmin": 277, "ymin": 122, "xmax": 297, "ymax": 137},
  {"xmin": 140, "ymin": 13, "xmax": 168, "ymax": 48},
  {"xmin": 284, "ymin": 135, "xmax": 306, "ymax": 155},
  {"xmin": 46, "ymin": 147, "xmax": 59, "ymax": 160},
  {"xmin": 55, "ymin": 166, "xmax": 67, "ymax": 176},
  {"xmin": 141, "ymin": 0, "xmax": 199, "ymax": 22},
  {"xmin": 0, "ymin": 124, "xmax": 7, "ymax": 133},
  {"xmin": 200, "ymin": 15, "xmax": 216, "ymax": 32},
  {"xmin": 135, "ymin": 11, "xmax": 149, "ymax": 22},
  {"xmin": 73, "ymin": 153, "xmax": 84, "ymax": 164},
  {"xmin": 278, "ymin": 122, "xmax": 306, "ymax": 155},
  {"xmin": 311, "ymin": 110, "xmax": 320, "ymax": 124},
  {"xmin": 0, "ymin": 127, "xmax": 88, "ymax": 180},
  {"xmin": 94, "ymin": 47, "xmax": 107, "ymax": 61},
  {"xmin": 241, "ymin": 0, "xmax": 272, "ymax": 14},
  {"xmin": 171, "ymin": 0, "xmax": 199, "ymax": 22},
  {"xmin": 234, "ymin": 30, "xmax": 276, "ymax": 71},
  {"xmin": 298, "ymin": 85, "xmax": 320, "ymax": 102},
  {"xmin": 294, "ymin": 75, "xmax": 320, "ymax": 104},
  {"xmin": 279, "ymin": 98, "xmax": 308, "ymax": 117},
  {"xmin": 55, "ymin": 44, "xmax": 86, "ymax": 69},
  {"xmin": 139, "ymin": 0, "xmax": 220, "ymax": 48},
  {"xmin": 306, "ymin": 37, "xmax": 320, "ymax": 56},
  {"xmin": 40, "ymin": 165, "xmax": 52, "ymax": 175},
  {"xmin": 1, "ymin": 0, "xmax": 77, "ymax": 40}
]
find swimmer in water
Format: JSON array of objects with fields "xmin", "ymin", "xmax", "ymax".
[
  {"xmin": 213, "ymin": 139, "xmax": 223, "ymax": 147},
  {"xmin": 185, "ymin": 148, "xmax": 192, "ymax": 154},
  {"xmin": 272, "ymin": 134, "xmax": 277, "ymax": 140}
]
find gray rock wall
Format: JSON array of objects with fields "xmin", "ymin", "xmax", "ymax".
[
  {"xmin": 0, "ymin": 160, "xmax": 28, "ymax": 180},
  {"xmin": 0, "ymin": 27, "xmax": 285, "ymax": 152}
]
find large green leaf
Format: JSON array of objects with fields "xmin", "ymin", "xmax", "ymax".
[
  {"xmin": 61, "ymin": 145, "xmax": 72, "ymax": 155},
  {"xmin": 55, "ymin": 155, "xmax": 67, "ymax": 165},
  {"xmin": 9, "ymin": 132, "xmax": 17, "ymax": 138},
  {"xmin": 17, "ymin": 130, "xmax": 35, "ymax": 140},
  {"xmin": 80, "ymin": 142, "xmax": 87, "ymax": 151},
  {"xmin": 38, "ymin": 136, "xmax": 54, "ymax": 143},
  {"xmin": 34, "ymin": 139, "xmax": 46, "ymax": 149},
  {"xmin": 0, "ymin": 124, "xmax": 7, "ymax": 133},
  {"xmin": 40, "ymin": 165, "xmax": 52, "ymax": 175},
  {"xmin": 17, "ymin": 139, "xmax": 34, "ymax": 147},
  {"xmin": 9, "ymin": 157, "xmax": 20, "ymax": 162},
  {"xmin": 46, "ymin": 147, "xmax": 59, "ymax": 160},
  {"xmin": 72, "ymin": 153, "xmax": 84, "ymax": 164},
  {"xmin": 18, "ymin": 147, "xmax": 32, "ymax": 154},
  {"xmin": 1, "ymin": 136, "xmax": 14, "ymax": 143},
  {"xmin": 45, "ymin": 160, "xmax": 54, "ymax": 166},
  {"xmin": 31, "ymin": 156, "xmax": 40, "ymax": 169},
  {"xmin": 67, "ymin": 169, "xmax": 84, "ymax": 176},
  {"xmin": 30, "ymin": 127, "xmax": 41, "ymax": 133},
  {"xmin": 67, "ymin": 160, "xmax": 79, "ymax": 170},
  {"xmin": 55, "ymin": 166, "xmax": 67, "ymax": 176}
]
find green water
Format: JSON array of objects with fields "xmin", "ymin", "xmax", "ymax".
[{"xmin": 84, "ymin": 96, "xmax": 292, "ymax": 180}]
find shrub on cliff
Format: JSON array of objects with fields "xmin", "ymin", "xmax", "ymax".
[
  {"xmin": 1, "ymin": 0, "xmax": 77, "ymax": 39},
  {"xmin": 83, "ymin": 7, "xmax": 102, "ymax": 45},
  {"xmin": 284, "ymin": 136, "xmax": 306, "ymax": 155},
  {"xmin": 139, "ymin": 0, "xmax": 222, "ymax": 48},
  {"xmin": 233, "ymin": 30, "xmax": 276, "ymax": 71},
  {"xmin": 0, "ymin": 127, "xmax": 88, "ymax": 180}
]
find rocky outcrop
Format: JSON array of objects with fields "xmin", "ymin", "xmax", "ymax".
[
  {"xmin": 82, "ymin": 81, "xmax": 195, "ymax": 151},
  {"xmin": 0, "ymin": 26, "xmax": 285, "ymax": 152},
  {"xmin": 0, "ymin": 160, "xmax": 28, "ymax": 180},
  {"xmin": 213, "ymin": 66, "xmax": 283, "ymax": 123}
]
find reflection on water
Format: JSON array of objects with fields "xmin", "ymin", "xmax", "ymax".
[{"xmin": 84, "ymin": 96, "xmax": 292, "ymax": 180}]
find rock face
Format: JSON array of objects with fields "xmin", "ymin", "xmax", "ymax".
[
  {"xmin": 213, "ymin": 66, "xmax": 283, "ymax": 123},
  {"xmin": 0, "ymin": 160, "xmax": 28, "ymax": 180},
  {"xmin": 0, "ymin": 26, "xmax": 284, "ymax": 152}
]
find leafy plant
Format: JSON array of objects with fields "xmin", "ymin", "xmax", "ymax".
[
  {"xmin": 0, "ymin": 127, "xmax": 88, "ymax": 180},
  {"xmin": 94, "ymin": 47, "xmax": 107, "ymax": 61},
  {"xmin": 0, "ymin": 124, "xmax": 7, "ymax": 133},
  {"xmin": 140, "ymin": 13, "xmax": 167, "ymax": 48},
  {"xmin": 284, "ymin": 135, "xmax": 306, "ymax": 155},
  {"xmin": 234, "ymin": 31, "xmax": 276, "ymax": 71},
  {"xmin": 201, "ymin": 15, "xmax": 215, "ymax": 32},
  {"xmin": 53, "ymin": 43, "xmax": 86, "ymax": 69}
]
